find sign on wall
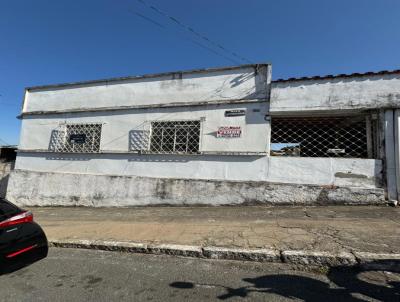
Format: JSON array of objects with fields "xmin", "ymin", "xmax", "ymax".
[
  {"xmin": 217, "ymin": 126, "xmax": 242, "ymax": 138},
  {"xmin": 69, "ymin": 133, "xmax": 87, "ymax": 144},
  {"xmin": 224, "ymin": 109, "xmax": 246, "ymax": 117}
]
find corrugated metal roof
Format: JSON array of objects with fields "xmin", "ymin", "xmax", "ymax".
[{"xmin": 273, "ymin": 69, "xmax": 400, "ymax": 83}]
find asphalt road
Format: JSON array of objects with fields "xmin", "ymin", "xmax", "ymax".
[{"xmin": 0, "ymin": 248, "xmax": 399, "ymax": 302}]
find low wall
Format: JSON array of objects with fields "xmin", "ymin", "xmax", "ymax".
[
  {"xmin": 6, "ymin": 170, "xmax": 385, "ymax": 207},
  {"xmin": 14, "ymin": 153, "xmax": 382, "ymax": 189}
]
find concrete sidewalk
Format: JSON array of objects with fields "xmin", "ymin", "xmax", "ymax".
[{"xmin": 27, "ymin": 205, "xmax": 400, "ymax": 266}]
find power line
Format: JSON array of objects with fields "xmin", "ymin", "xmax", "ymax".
[
  {"xmin": 128, "ymin": 9, "xmax": 241, "ymax": 64},
  {"xmin": 0, "ymin": 138, "xmax": 10, "ymax": 146},
  {"xmin": 134, "ymin": 0, "xmax": 252, "ymax": 64},
  {"xmin": 130, "ymin": 10, "xmax": 164, "ymax": 28}
]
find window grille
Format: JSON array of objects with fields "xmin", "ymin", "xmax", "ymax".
[
  {"xmin": 270, "ymin": 116, "xmax": 369, "ymax": 158},
  {"xmin": 149, "ymin": 120, "xmax": 201, "ymax": 154},
  {"xmin": 49, "ymin": 123, "xmax": 102, "ymax": 153}
]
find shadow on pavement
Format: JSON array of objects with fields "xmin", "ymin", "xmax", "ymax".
[{"xmin": 170, "ymin": 260, "xmax": 400, "ymax": 301}]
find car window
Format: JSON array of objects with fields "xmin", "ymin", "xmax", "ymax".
[{"xmin": 0, "ymin": 198, "xmax": 21, "ymax": 221}]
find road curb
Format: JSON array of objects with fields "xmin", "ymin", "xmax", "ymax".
[
  {"xmin": 281, "ymin": 250, "xmax": 357, "ymax": 266},
  {"xmin": 203, "ymin": 246, "xmax": 280, "ymax": 262},
  {"xmin": 49, "ymin": 239, "xmax": 400, "ymax": 268},
  {"xmin": 353, "ymin": 252, "xmax": 400, "ymax": 270}
]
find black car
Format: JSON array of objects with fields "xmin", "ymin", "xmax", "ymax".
[{"xmin": 0, "ymin": 198, "xmax": 48, "ymax": 273}]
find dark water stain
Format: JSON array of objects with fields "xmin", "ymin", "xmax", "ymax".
[
  {"xmin": 82, "ymin": 275, "xmax": 103, "ymax": 289},
  {"xmin": 335, "ymin": 172, "xmax": 368, "ymax": 179},
  {"xmin": 82, "ymin": 275, "xmax": 103, "ymax": 284}
]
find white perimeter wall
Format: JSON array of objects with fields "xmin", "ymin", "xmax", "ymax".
[
  {"xmin": 271, "ymin": 73, "xmax": 400, "ymax": 113},
  {"xmin": 19, "ymin": 102, "xmax": 269, "ymax": 154},
  {"xmin": 14, "ymin": 153, "xmax": 381, "ymax": 189},
  {"xmin": 16, "ymin": 100, "xmax": 382, "ymax": 190},
  {"xmin": 23, "ymin": 65, "xmax": 270, "ymax": 113},
  {"xmin": 15, "ymin": 67, "xmax": 394, "ymax": 192}
]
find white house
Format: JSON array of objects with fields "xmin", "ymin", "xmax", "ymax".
[{"xmin": 6, "ymin": 64, "xmax": 400, "ymax": 206}]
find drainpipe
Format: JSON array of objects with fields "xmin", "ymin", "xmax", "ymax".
[
  {"xmin": 385, "ymin": 109, "xmax": 398, "ymax": 204},
  {"xmin": 395, "ymin": 109, "xmax": 400, "ymax": 203}
]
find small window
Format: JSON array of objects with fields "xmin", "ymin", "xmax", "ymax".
[
  {"xmin": 149, "ymin": 120, "xmax": 200, "ymax": 154},
  {"xmin": 270, "ymin": 116, "xmax": 369, "ymax": 158},
  {"xmin": 49, "ymin": 123, "xmax": 102, "ymax": 153}
]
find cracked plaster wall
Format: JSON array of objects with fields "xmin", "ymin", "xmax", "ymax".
[{"xmin": 6, "ymin": 169, "xmax": 385, "ymax": 207}]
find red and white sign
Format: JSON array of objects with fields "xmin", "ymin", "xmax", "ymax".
[{"xmin": 217, "ymin": 126, "xmax": 242, "ymax": 138}]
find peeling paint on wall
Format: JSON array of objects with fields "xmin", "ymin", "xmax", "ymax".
[{"xmin": 6, "ymin": 170, "xmax": 385, "ymax": 207}]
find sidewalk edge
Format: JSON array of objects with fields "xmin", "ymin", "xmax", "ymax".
[{"xmin": 49, "ymin": 239, "xmax": 400, "ymax": 269}]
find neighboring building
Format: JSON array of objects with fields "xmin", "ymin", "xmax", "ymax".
[
  {"xmin": 5, "ymin": 64, "xmax": 400, "ymax": 206},
  {"xmin": 0, "ymin": 146, "xmax": 16, "ymax": 198}
]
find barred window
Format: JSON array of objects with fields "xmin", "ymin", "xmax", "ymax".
[
  {"xmin": 270, "ymin": 116, "xmax": 370, "ymax": 158},
  {"xmin": 149, "ymin": 120, "xmax": 201, "ymax": 154},
  {"xmin": 49, "ymin": 123, "xmax": 102, "ymax": 153}
]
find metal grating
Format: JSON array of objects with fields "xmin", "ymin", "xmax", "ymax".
[
  {"xmin": 149, "ymin": 120, "xmax": 201, "ymax": 154},
  {"xmin": 49, "ymin": 123, "xmax": 102, "ymax": 153},
  {"xmin": 129, "ymin": 128, "xmax": 151, "ymax": 152},
  {"xmin": 270, "ymin": 116, "xmax": 368, "ymax": 158}
]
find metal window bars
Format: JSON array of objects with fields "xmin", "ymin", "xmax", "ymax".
[
  {"xmin": 270, "ymin": 116, "xmax": 370, "ymax": 158},
  {"xmin": 49, "ymin": 123, "xmax": 102, "ymax": 153},
  {"xmin": 146, "ymin": 120, "xmax": 201, "ymax": 154}
]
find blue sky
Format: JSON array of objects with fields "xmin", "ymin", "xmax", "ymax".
[{"xmin": 0, "ymin": 0, "xmax": 399, "ymax": 145}]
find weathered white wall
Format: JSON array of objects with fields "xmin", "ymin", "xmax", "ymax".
[
  {"xmin": 271, "ymin": 73, "xmax": 400, "ymax": 114},
  {"xmin": 23, "ymin": 65, "xmax": 270, "ymax": 113},
  {"xmin": 19, "ymin": 102, "xmax": 269, "ymax": 154},
  {"xmin": 6, "ymin": 169, "xmax": 385, "ymax": 207},
  {"xmin": 13, "ymin": 66, "xmax": 397, "ymax": 206},
  {"xmin": 14, "ymin": 154, "xmax": 381, "ymax": 189}
]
